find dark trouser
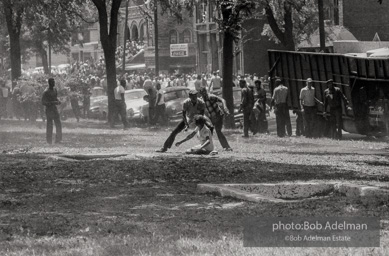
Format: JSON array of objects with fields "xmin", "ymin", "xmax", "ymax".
[
  {"xmin": 113, "ymin": 100, "xmax": 128, "ymax": 127},
  {"xmin": 163, "ymin": 120, "xmax": 186, "ymax": 149},
  {"xmin": 303, "ymin": 106, "xmax": 317, "ymax": 138},
  {"xmin": 296, "ymin": 111, "xmax": 304, "ymax": 136},
  {"xmin": 154, "ymin": 104, "xmax": 168, "ymax": 125},
  {"xmin": 212, "ymin": 115, "xmax": 231, "ymax": 149},
  {"xmin": 243, "ymin": 109, "xmax": 252, "ymax": 137},
  {"xmin": 83, "ymin": 97, "xmax": 90, "ymax": 118},
  {"xmin": 149, "ymin": 100, "xmax": 156, "ymax": 125},
  {"xmin": 329, "ymin": 107, "xmax": 343, "ymax": 139},
  {"xmin": 71, "ymin": 100, "xmax": 81, "ymax": 121},
  {"xmin": 46, "ymin": 108, "xmax": 62, "ymax": 144},
  {"xmin": 0, "ymin": 97, "xmax": 8, "ymax": 119},
  {"xmin": 275, "ymin": 103, "xmax": 291, "ymax": 137}
]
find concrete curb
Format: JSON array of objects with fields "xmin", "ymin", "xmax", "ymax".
[{"xmin": 198, "ymin": 182, "xmax": 389, "ymax": 205}]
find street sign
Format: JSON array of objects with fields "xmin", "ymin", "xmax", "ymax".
[{"xmin": 170, "ymin": 44, "xmax": 188, "ymax": 57}]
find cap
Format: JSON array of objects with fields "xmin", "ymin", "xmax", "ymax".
[
  {"xmin": 189, "ymin": 90, "xmax": 198, "ymax": 95},
  {"xmin": 306, "ymin": 78, "xmax": 313, "ymax": 82},
  {"xmin": 326, "ymin": 79, "xmax": 334, "ymax": 84}
]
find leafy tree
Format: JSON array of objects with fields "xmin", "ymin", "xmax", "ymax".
[
  {"xmin": 142, "ymin": 0, "xmax": 255, "ymax": 128},
  {"xmin": 256, "ymin": 0, "xmax": 318, "ymax": 51},
  {"xmin": 23, "ymin": 0, "xmax": 92, "ymax": 74}
]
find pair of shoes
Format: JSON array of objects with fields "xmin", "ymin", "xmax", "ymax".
[
  {"xmin": 224, "ymin": 148, "xmax": 233, "ymax": 152},
  {"xmin": 155, "ymin": 147, "xmax": 167, "ymax": 153},
  {"xmin": 242, "ymin": 135, "xmax": 249, "ymax": 138}
]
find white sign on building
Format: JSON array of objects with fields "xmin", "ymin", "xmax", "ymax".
[{"xmin": 170, "ymin": 44, "xmax": 189, "ymax": 57}]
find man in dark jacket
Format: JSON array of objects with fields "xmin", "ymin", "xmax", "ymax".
[
  {"xmin": 41, "ymin": 78, "xmax": 62, "ymax": 144},
  {"xmin": 323, "ymin": 79, "xmax": 350, "ymax": 140},
  {"xmin": 240, "ymin": 79, "xmax": 254, "ymax": 137}
]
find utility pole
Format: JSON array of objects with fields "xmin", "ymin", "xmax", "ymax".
[
  {"xmin": 48, "ymin": 31, "xmax": 52, "ymax": 75},
  {"xmin": 318, "ymin": 0, "xmax": 325, "ymax": 52},
  {"xmin": 154, "ymin": 0, "xmax": 159, "ymax": 75},
  {"xmin": 122, "ymin": 0, "xmax": 129, "ymax": 73}
]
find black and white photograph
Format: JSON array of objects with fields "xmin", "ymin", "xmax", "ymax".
[{"xmin": 0, "ymin": 0, "xmax": 389, "ymax": 255}]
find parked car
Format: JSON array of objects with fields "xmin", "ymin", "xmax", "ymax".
[
  {"xmin": 89, "ymin": 89, "xmax": 146, "ymax": 120},
  {"xmin": 137, "ymin": 86, "xmax": 190, "ymax": 123}
]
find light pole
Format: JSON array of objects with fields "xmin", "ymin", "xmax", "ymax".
[
  {"xmin": 154, "ymin": 0, "xmax": 159, "ymax": 75},
  {"xmin": 122, "ymin": 0, "xmax": 129, "ymax": 73},
  {"xmin": 318, "ymin": 0, "xmax": 325, "ymax": 51}
]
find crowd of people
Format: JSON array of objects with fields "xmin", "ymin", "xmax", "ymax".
[{"xmin": 0, "ymin": 57, "xmax": 361, "ymax": 151}]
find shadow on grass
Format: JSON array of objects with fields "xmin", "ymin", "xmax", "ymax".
[{"xmin": 1, "ymin": 152, "xmax": 389, "ymax": 249}]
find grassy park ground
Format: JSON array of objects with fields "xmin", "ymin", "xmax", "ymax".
[{"xmin": 1, "ymin": 119, "xmax": 389, "ymax": 255}]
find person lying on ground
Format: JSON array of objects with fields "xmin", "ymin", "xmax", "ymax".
[{"xmin": 175, "ymin": 115, "xmax": 214, "ymax": 155}]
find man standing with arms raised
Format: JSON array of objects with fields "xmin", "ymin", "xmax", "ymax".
[{"xmin": 42, "ymin": 78, "xmax": 62, "ymax": 144}]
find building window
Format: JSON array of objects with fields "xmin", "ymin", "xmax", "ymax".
[
  {"xmin": 170, "ymin": 30, "xmax": 178, "ymax": 44},
  {"xmin": 182, "ymin": 30, "xmax": 191, "ymax": 43}
]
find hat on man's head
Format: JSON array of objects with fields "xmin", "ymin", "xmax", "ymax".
[
  {"xmin": 326, "ymin": 79, "xmax": 334, "ymax": 84},
  {"xmin": 306, "ymin": 78, "xmax": 313, "ymax": 82},
  {"xmin": 189, "ymin": 90, "xmax": 198, "ymax": 96}
]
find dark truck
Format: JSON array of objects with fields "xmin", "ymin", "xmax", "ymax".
[{"xmin": 268, "ymin": 50, "xmax": 389, "ymax": 137}]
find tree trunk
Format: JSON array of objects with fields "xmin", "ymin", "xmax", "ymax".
[
  {"xmin": 103, "ymin": 45, "xmax": 117, "ymax": 124},
  {"xmin": 8, "ymin": 31, "xmax": 22, "ymax": 80},
  {"xmin": 37, "ymin": 43, "xmax": 49, "ymax": 74},
  {"xmin": 265, "ymin": 2, "xmax": 295, "ymax": 51},
  {"xmin": 222, "ymin": 31, "xmax": 235, "ymax": 129},
  {"xmin": 3, "ymin": 0, "xmax": 23, "ymax": 82},
  {"xmin": 283, "ymin": 2, "xmax": 295, "ymax": 51},
  {"xmin": 92, "ymin": 0, "xmax": 122, "ymax": 125}
]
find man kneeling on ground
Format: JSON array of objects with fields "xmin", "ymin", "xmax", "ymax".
[
  {"xmin": 175, "ymin": 115, "xmax": 214, "ymax": 155},
  {"xmin": 156, "ymin": 90, "xmax": 212, "ymax": 152}
]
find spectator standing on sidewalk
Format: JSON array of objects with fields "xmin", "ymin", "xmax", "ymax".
[
  {"xmin": 41, "ymin": 78, "xmax": 62, "ymax": 144},
  {"xmin": 299, "ymin": 78, "xmax": 323, "ymax": 138}
]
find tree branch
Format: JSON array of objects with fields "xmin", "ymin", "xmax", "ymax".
[{"xmin": 264, "ymin": 2, "xmax": 285, "ymax": 44}]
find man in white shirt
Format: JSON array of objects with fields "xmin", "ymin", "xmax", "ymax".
[
  {"xmin": 153, "ymin": 82, "xmax": 167, "ymax": 125},
  {"xmin": 175, "ymin": 115, "xmax": 214, "ymax": 155},
  {"xmin": 112, "ymin": 79, "xmax": 128, "ymax": 129},
  {"xmin": 299, "ymin": 78, "xmax": 323, "ymax": 138},
  {"xmin": 156, "ymin": 90, "xmax": 212, "ymax": 152},
  {"xmin": 209, "ymin": 72, "xmax": 222, "ymax": 92},
  {"xmin": 143, "ymin": 76, "xmax": 157, "ymax": 125}
]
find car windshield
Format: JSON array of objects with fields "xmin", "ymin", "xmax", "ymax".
[
  {"xmin": 125, "ymin": 91, "xmax": 146, "ymax": 100},
  {"xmin": 164, "ymin": 90, "xmax": 188, "ymax": 102}
]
